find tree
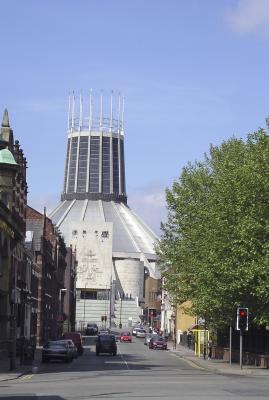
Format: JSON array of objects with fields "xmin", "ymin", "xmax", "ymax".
[{"xmin": 157, "ymin": 130, "xmax": 269, "ymax": 328}]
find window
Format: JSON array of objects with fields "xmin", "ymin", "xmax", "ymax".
[
  {"xmin": 67, "ymin": 137, "xmax": 78, "ymax": 193},
  {"xmin": 89, "ymin": 136, "xmax": 100, "ymax": 193},
  {"xmin": 77, "ymin": 137, "xmax": 88, "ymax": 193},
  {"xmin": 102, "ymin": 137, "xmax": 110, "ymax": 193},
  {"xmin": 81, "ymin": 290, "xmax": 97, "ymax": 300}
]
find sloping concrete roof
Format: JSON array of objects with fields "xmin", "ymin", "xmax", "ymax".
[{"xmin": 50, "ymin": 199, "xmax": 158, "ymax": 259}]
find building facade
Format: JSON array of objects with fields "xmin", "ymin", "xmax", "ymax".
[
  {"xmin": 50, "ymin": 92, "xmax": 161, "ymax": 328},
  {"xmin": 0, "ymin": 109, "xmax": 32, "ymax": 368},
  {"xmin": 26, "ymin": 206, "xmax": 68, "ymax": 345}
]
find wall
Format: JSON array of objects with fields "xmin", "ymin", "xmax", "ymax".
[{"xmin": 114, "ymin": 258, "xmax": 144, "ymax": 299}]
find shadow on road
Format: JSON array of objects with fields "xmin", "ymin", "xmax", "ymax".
[{"xmin": 0, "ymin": 396, "xmax": 64, "ymax": 400}]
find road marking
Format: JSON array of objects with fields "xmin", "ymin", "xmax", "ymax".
[
  {"xmin": 19, "ymin": 374, "xmax": 34, "ymax": 381},
  {"xmin": 117, "ymin": 345, "xmax": 130, "ymax": 371},
  {"xmin": 169, "ymin": 353, "xmax": 207, "ymax": 371}
]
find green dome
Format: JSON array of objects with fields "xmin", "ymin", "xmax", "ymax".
[{"xmin": 0, "ymin": 148, "xmax": 17, "ymax": 165}]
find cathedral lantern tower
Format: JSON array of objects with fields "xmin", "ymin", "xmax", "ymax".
[{"xmin": 62, "ymin": 92, "xmax": 126, "ymax": 204}]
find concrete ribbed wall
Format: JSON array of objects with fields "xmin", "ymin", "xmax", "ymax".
[{"xmin": 115, "ymin": 259, "xmax": 144, "ymax": 299}]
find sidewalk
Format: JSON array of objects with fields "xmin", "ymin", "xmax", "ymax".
[
  {"xmin": 0, "ymin": 347, "xmax": 42, "ymax": 382},
  {"xmin": 167, "ymin": 342, "xmax": 269, "ymax": 376}
]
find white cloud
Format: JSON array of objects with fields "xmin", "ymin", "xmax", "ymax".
[
  {"xmin": 128, "ymin": 183, "xmax": 167, "ymax": 236},
  {"xmin": 227, "ymin": 0, "xmax": 269, "ymax": 35}
]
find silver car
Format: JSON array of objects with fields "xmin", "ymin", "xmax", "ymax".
[
  {"xmin": 59, "ymin": 339, "xmax": 78, "ymax": 358},
  {"xmin": 42, "ymin": 340, "xmax": 74, "ymax": 363},
  {"xmin": 136, "ymin": 328, "xmax": 146, "ymax": 338}
]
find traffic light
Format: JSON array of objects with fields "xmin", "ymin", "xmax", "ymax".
[{"xmin": 236, "ymin": 307, "xmax": 248, "ymax": 331}]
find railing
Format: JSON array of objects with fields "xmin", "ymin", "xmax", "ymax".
[{"xmin": 69, "ymin": 117, "xmax": 123, "ymax": 134}]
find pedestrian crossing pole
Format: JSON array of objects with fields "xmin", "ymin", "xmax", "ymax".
[
  {"xmin": 239, "ymin": 329, "xmax": 243, "ymax": 369},
  {"xmin": 236, "ymin": 307, "xmax": 248, "ymax": 370}
]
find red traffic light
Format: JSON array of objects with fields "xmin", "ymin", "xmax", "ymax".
[
  {"xmin": 239, "ymin": 310, "xmax": 247, "ymax": 317},
  {"xmin": 236, "ymin": 307, "xmax": 249, "ymax": 331}
]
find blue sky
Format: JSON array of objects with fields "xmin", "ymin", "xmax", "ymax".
[{"xmin": 1, "ymin": 0, "xmax": 269, "ymax": 234}]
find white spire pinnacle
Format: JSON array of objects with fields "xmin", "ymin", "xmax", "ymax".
[
  {"xmin": 71, "ymin": 92, "xmax": 75, "ymax": 130},
  {"xmin": 121, "ymin": 95, "xmax": 125, "ymax": 132},
  {"xmin": 99, "ymin": 91, "xmax": 103, "ymax": 129},
  {"xmin": 110, "ymin": 90, "xmax": 113, "ymax": 131},
  {"xmin": 67, "ymin": 94, "xmax": 71, "ymax": 130},
  {"xmin": 79, "ymin": 92, "xmax": 83, "ymax": 130},
  {"xmin": 89, "ymin": 89, "xmax": 93, "ymax": 130}
]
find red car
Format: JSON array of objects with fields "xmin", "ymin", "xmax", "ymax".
[
  {"xmin": 149, "ymin": 336, "xmax": 167, "ymax": 350},
  {"xmin": 120, "ymin": 331, "xmax": 132, "ymax": 342}
]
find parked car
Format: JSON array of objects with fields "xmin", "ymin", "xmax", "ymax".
[
  {"xmin": 59, "ymin": 339, "xmax": 78, "ymax": 358},
  {"xmin": 96, "ymin": 334, "xmax": 117, "ymax": 356},
  {"xmin": 120, "ymin": 331, "xmax": 132, "ymax": 342},
  {"xmin": 62, "ymin": 332, "xmax": 84, "ymax": 355},
  {"xmin": 149, "ymin": 336, "xmax": 167, "ymax": 350},
  {"xmin": 42, "ymin": 341, "xmax": 74, "ymax": 363},
  {"xmin": 144, "ymin": 333, "xmax": 153, "ymax": 346},
  {"xmin": 85, "ymin": 323, "xmax": 99, "ymax": 336},
  {"xmin": 136, "ymin": 328, "xmax": 146, "ymax": 338}
]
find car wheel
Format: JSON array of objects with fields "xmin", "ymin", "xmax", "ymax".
[{"xmin": 113, "ymin": 352, "xmax": 117, "ymax": 356}]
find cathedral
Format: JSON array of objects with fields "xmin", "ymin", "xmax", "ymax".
[{"xmin": 50, "ymin": 92, "xmax": 161, "ymax": 328}]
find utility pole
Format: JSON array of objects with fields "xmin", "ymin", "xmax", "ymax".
[{"xmin": 83, "ymin": 281, "xmax": 86, "ymax": 330}]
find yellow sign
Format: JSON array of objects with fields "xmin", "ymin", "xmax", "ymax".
[{"xmin": 0, "ymin": 218, "xmax": 14, "ymax": 238}]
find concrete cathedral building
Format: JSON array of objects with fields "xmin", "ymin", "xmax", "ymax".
[{"xmin": 50, "ymin": 92, "xmax": 160, "ymax": 329}]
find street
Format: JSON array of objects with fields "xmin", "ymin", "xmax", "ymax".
[{"xmin": 0, "ymin": 335, "xmax": 269, "ymax": 400}]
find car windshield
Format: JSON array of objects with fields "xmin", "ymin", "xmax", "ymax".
[
  {"xmin": 122, "ymin": 332, "xmax": 131, "ymax": 336},
  {"xmin": 99, "ymin": 335, "xmax": 115, "ymax": 342},
  {"xmin": 156, "ymin": 336, "xmax": 164, "ymax": 341},
  {"xmin": 44, "ymin": 341, "xmax": 67, "ymax": 348}
]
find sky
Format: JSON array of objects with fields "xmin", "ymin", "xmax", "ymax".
[{"xmin": 0, "ymin": 0, "xmax": 269, "ymax": 235}]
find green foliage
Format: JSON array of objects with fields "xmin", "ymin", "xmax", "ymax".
[{"xmin": 157, "ymin": 130, "xmax": 269, "ymax": 328}]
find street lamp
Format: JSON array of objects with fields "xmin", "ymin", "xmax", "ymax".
[
  {"xmin": 58, "ymin": 288, "xmax": 67, "ymax": 338},
  {"xmin": 119, "ymin": 297, "xmax": 123, "ymax": 329},
  {"xmin": 59, "ymin": 289, "xmax": 67, "ymax": 318},
  {"xmin": 59, "ymin": 288, "xmax": 67, "ymax": 300}
]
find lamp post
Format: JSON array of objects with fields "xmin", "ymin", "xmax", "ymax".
[
  {"xmin": 119, "ymin": 297, "xmax": 123, "ymax": 329},
  {"xmin": 59, "ymin": 288, "xmax": 67, "ymax": 304},
  {"xmin": 58, "ymin": 288, "xmax": 67, "ymax": 337}
]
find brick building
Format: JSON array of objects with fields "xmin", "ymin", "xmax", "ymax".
[
  {"xmin": 0, "ymin": 109, "xmax": 29, "ymax": 368},
  {"xmin": 26, "ymin": 206, "xmax": 71, "ymax": 345}
]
